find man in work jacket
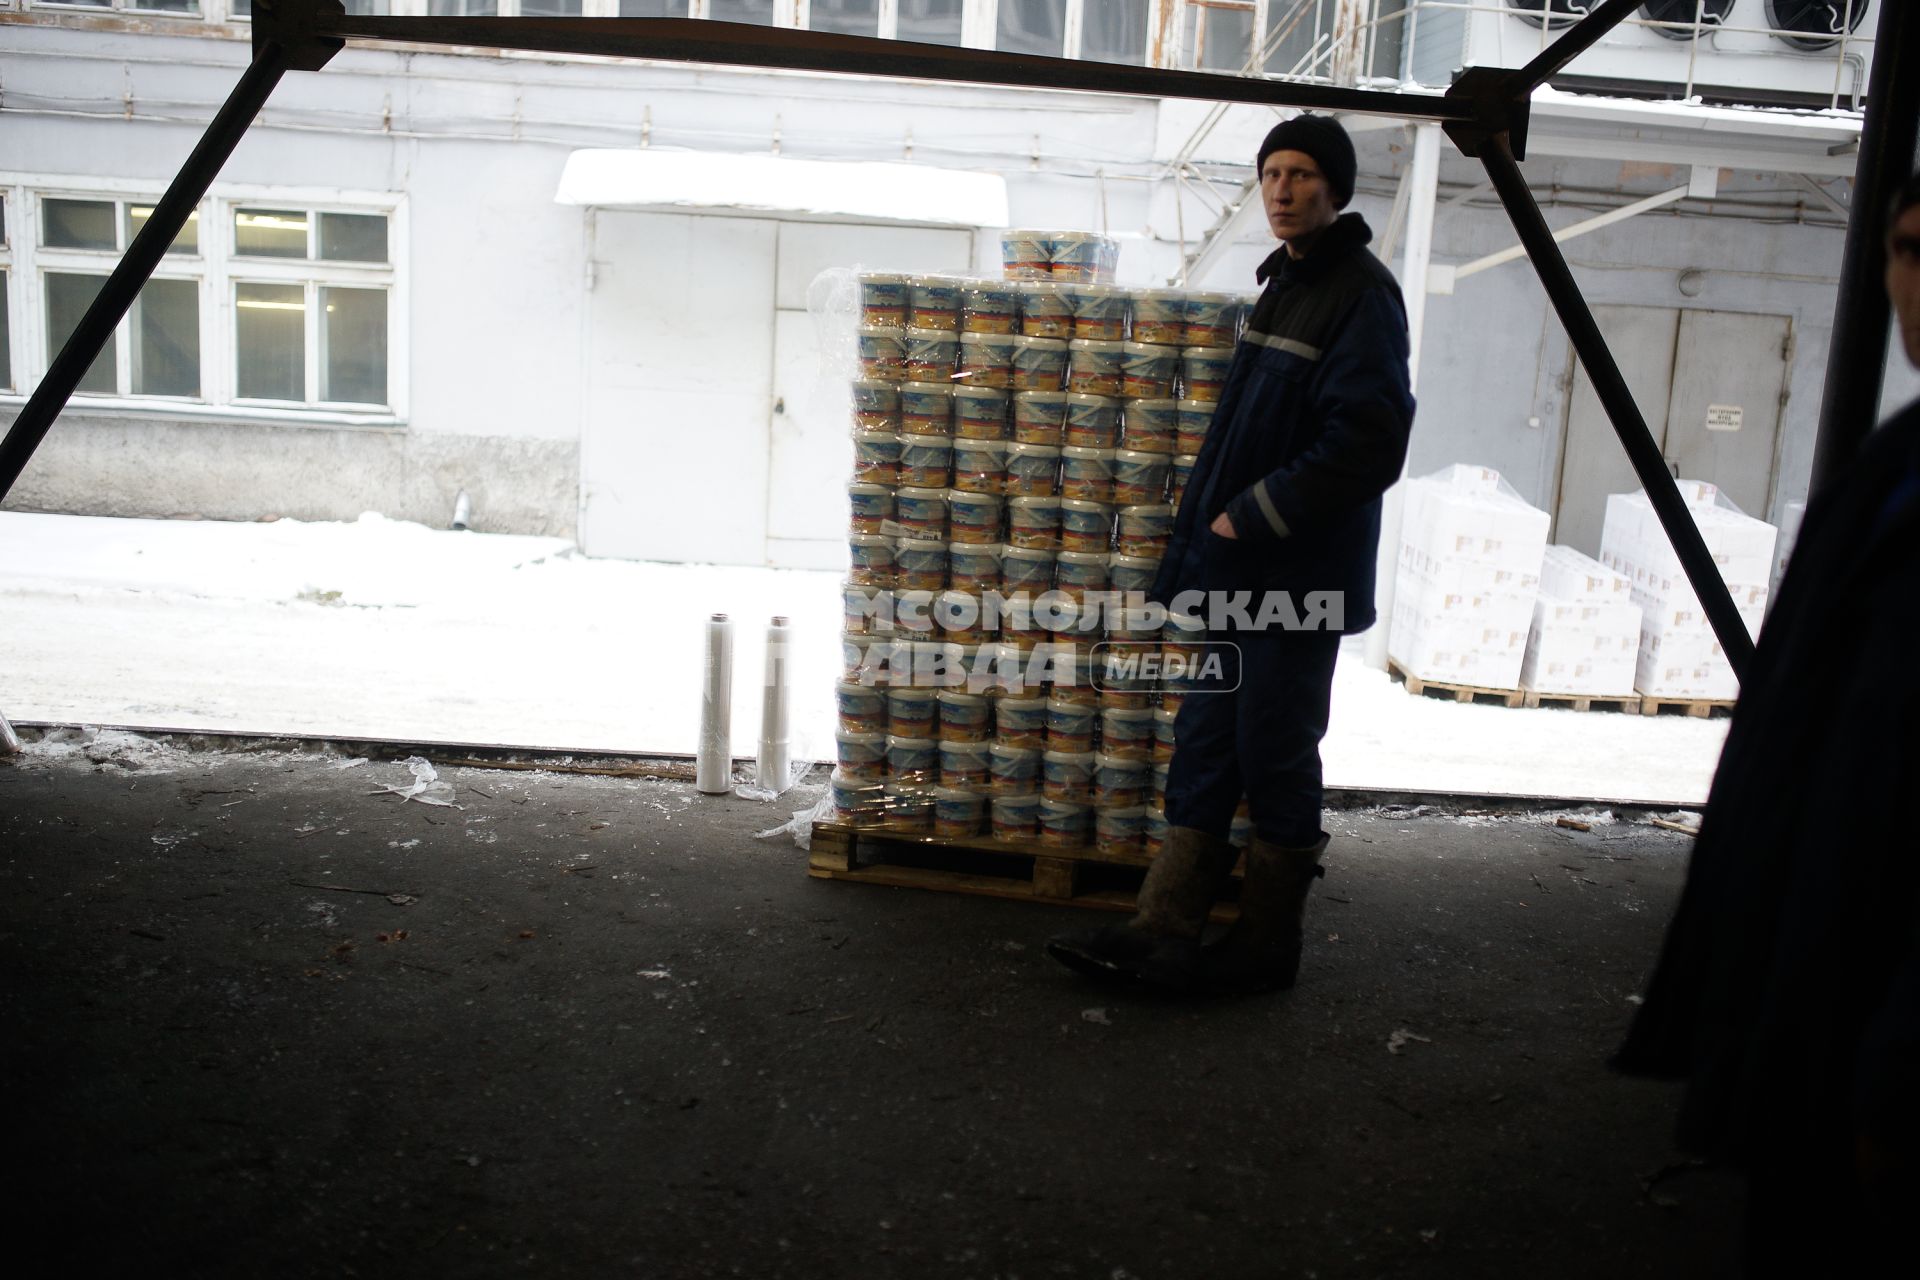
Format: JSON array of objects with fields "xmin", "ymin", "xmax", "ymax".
[{"xmin": 1050, "ymin": 113, "xmax": 1415, "ymax": 994}]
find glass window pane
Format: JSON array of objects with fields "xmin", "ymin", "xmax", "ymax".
[
  {"xmin": 133, "ymin": 278, "xmax": 200, "ymax": 399},
  {"xmin": 127, "ymin": 204, "xmax": 200, "ymax": 256},
  {"xmin": 520, "ymin": 0, "xmax": 584, "ymax": 13},
  {"xmin": 346, "ymin": 1, "xmax": 394, "ymax": 13},
  {"xmin": 236, "ymin": 282, "xmax": 306, "ymax": 402},
  {"xmin": 619, "ymin": 1, "xmax": 691, "ymax": 14},
  {"xmin": 1369, "ymin": 0, "xmax": 1409, "ymax": 80},
  {"xmin": 43, "ymin": 199, "xmax": 118, "ymax": 251},
  {"xmin": 896, "ymin": 0, "xmax": 962, "ymax": 45},
  {"xmin": 997, "ymin": 0, "xmax": 1066, "ymax": 56},
  {"xmin": 428, "ymin": 0, "xmax": 498, "ymax": 13},
  {"xmin": 318, "ymin": 212, "xmax": 388, "ymax": 263},
  {"xmin": 233, "ymin": 0, "xmax": 251, "ymax": 14},
  {"xmin": 1082, "ymin": 0, "xmax": 1148, "ymax": 64},
  {"xmin": 129, "ymin": 0, "xmax": 202, "ymax": 14},
  {"xmin": 46, "ymin": 273, "xmax": 119, "ymax": 397},
  {"xmin": 0, "ymin": 271, "xmax": 11, "ymax": 392},
  {"xmin": 709, "ymin": 0, "xmax": 773, "ymax": 22},
  {"xmin": 1, "ymin": 196, "xmax": 9, "ymax": 247},
  {"xmin": 1194, "ymin": 4, "xmax": 1255, "ymax": 72},
  {"xmin": 810, "ymin": 0, "xmax": 878, "ymax": 37},
  {"xmin": 235, "ymin": 208, "xmax": 310, "ymax": 258},
  {"xmin": 321, "ymin": 288, "xmax": 388, "ymax": 406},
  {"xmin": 1265, "ymin": 0, "xmax": 1331, "ymax": 76}
]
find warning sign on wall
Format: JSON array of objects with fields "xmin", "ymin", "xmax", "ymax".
[{"xmin": 1705, "ymin": 404, "xmax": 1744, "ymax": 433}]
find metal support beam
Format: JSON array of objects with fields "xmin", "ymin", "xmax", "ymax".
[
  {"xmin": 1794, "ymin": 174, "xmax": 1851, "ymax": 221},
  {"xmin": 1365, "ymin": 122, "xmax": 1440, "ymax": 671},
  {"xmin": 320, "ymin": 14, "xmax": 1483, "ymax": 125},
  {"xmin": 1401, "ymin": 124, "xmax": 1442, "ymax": 386},
  {"xmin": 1452, "ymin": 183, "xmax": 1689, "ymax": 283},
  {"xmin": 0, "ymin": 707, "xmax": 20, "ymax": 757},
  {"xmin": 1479, "ymin": 132, "xmax": 1754, "ymax": 680},
  {"xmin": 1810, "ymin": 0, "xmax": 1920, "ymax": 496},
  {"xmin": 1509, "ymin": 0, "xmax": 1643, "ymax": 95},
  {"xmin": 1375, "ymin": 158, "xmax": 1414, "ymax": 269},
  {"xmin": 0, "ymin": 38, "xmax": 305, "ymax": 504}
]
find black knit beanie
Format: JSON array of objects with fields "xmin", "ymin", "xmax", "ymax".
[{"xmin": 1256, "ymin": 114, "xmax": 1357, "ymax": 209}]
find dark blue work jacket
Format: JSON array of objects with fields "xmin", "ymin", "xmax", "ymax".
[{"xmin": 1149, "ymin": 213, "xmax": 1416, "ymax": 634}]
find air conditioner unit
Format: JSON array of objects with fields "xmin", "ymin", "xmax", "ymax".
[{"xmin": 1408, "ymin": 1, "xmax": 1876, "ymax": 108}]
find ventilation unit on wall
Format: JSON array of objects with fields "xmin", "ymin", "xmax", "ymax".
[
  {"xmin": 1449, "ymin": 0, "xmax": 1879, "ymax": 107},
  {"xmin": 1761, "ymin": 0, "xmax": 1871, "ymax": 51}
]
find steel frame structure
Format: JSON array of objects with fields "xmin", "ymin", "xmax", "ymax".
[{"xmin": 2, "ymin": 0, "xmax": 1914, "ymax": 681}]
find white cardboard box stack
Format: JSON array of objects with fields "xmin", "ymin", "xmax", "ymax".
[
  {"xmin": 1388, "ymin": 466, "xmax": 1549, "ymax": 690},
  {"xmin": 1519, "ymin": 546, "xmax": 1642, "ymax": 697},
  {"xmin": 1598, "ymin": 480, "xmax": 1775, "ymax": 701}
]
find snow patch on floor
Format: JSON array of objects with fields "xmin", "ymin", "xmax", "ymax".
[{"xmin": 0, "ymin": 512, "xmax": 1732, "ymax": 803}]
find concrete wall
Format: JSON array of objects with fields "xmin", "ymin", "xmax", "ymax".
[{"xmin": 6, "ymin": 409, "xmax": 577, "ymax": 534}]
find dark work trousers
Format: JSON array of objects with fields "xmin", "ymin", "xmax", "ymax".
[{"xmin": 1163, "ymin": 625, "xmax": 1342, "ymax": 848}]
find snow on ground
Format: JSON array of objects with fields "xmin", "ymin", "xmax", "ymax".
[{"xmin": 0, "ymin": 511, "xmax": 1730, "ymax": 804}]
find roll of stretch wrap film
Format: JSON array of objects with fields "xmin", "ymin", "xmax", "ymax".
[
  {"xmin": 758, "ymin": 616, "xmax": 793, "ymax": 795},
  {"xmin": 697, "ymin": 613, "xmax": 734, "ymax": 795}
]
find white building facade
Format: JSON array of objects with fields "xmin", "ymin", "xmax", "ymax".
[{"xmin": 1, "ymin": 1, "xmax": 1909, "ymax": 570}]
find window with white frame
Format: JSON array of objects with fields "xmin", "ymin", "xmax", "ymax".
[
  {"xmin": 230, "ymin": 206, "xmax": 392, "ymax": 408},
  {"xmin": 1262, "ymin": 0, "xmax": 1409, "ymax": 80},
  {"xmin": 4, "ymin": 186, "xmax": 399, "ymax": 416},
  {"xmin": 29, "ymin": 0, "xmax": 206, "ymax": 15},
  {"xmin": 1184, "ymin": 0, "xmax": 1257, "ymax": 71},
  {"xmin": 40, "ymin": 0, "xmax": 1160, "ymax": 61},
  {"xmin": 417, "ymin": 0, "xmax": 582, "ymax": 15},
  {"xmin": 807, "ymin": 0, "xmax": 879, "ymax": 37},
  {"xmin": 38, "ymin": 194, "xmax": 204, "ymax": 400},
  {"xmin": 1081, "ymin": 0, "xmax": 1152, "ymax": 65},
  {"xmin": 896, "ymin": 0, "xmax": 967, "ymax": 46}
]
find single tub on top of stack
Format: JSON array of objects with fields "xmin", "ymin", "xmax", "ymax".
[
  {"xmin": 832, "ymin": 231, "xmax": 1250, "ymax": 860},
  {"xmin": 1599, "ymin": 479, "xmax": 1774, "ymax": 702}
]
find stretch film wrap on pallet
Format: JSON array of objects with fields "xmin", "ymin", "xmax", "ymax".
[
  {"xmin": 696, "ymin": 612, "xmax": 734, "ymax": 795},
  {"xmin": 757, "ymin": 615, "xmax": 793, "ymax": 796}
]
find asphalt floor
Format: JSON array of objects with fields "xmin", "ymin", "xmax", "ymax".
[{"xmin": 0, "ymin": 735, "xmax": 1744, "ymax": 1279}]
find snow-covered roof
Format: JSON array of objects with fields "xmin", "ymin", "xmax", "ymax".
[{"xmin": 554, "ymin": 149, "xmax": 1011, "ymax": 227}]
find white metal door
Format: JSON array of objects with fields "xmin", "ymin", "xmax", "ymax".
[
  {"xmin": 581, "ymin": 210, "xmax": 778, "ymax": 564},
  {"xmin": 1661, "ymin": 310, "xmax": 1790, "ymax": 520},
  {"xmin": 767, "ymin": 309, "xmax": 854, "ymax": 569},
  {"xmin": 1555, "ymin": 305, "xmax": 1679, "ymax": 557},
  {"xmin": 765, "ymin": 222, "xmax": 973, "ymax": 568},
  {"xmin": 584, "ymin": 214, "xmax": 970, "ymax": 567},
  {"xmin": 1556, "ymin": 306, "xmax": 1791, "ymax": 554}
]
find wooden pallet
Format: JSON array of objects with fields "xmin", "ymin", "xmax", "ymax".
[
  {"xmin": 1388, "ymin": 659, "xmax": 1525, "ymax": 708},
  {"xmin": 808, "ymin": 820, "xmax": 1240, "ymax": 920},
  {"xmin": 1519, "ymin": 688, "xmax": 1643, "ymax": 714},
  {"xmin": 1636, "ymin": 694, "xmax": 1736, "ymax": 719}
]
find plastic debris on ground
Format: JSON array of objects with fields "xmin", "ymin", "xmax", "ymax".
[{"xmin": 369, "ymin": 756, "xmax": 460, "ymax": 807}]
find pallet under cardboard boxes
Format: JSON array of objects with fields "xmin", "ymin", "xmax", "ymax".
[{"xmin": 1598, "ymin": 481, "xmax": 1775, "ymax": 702}]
